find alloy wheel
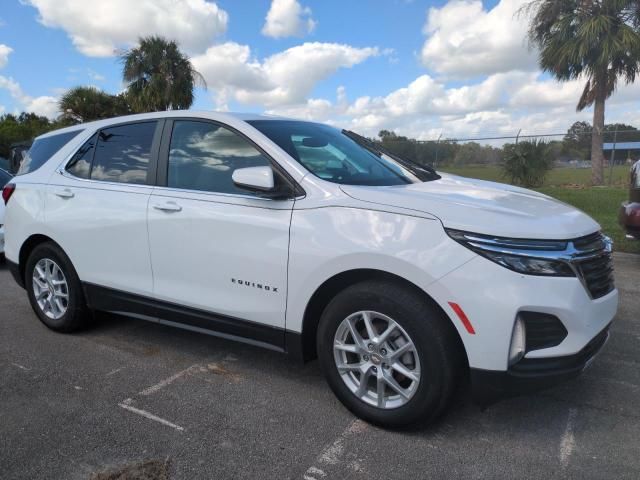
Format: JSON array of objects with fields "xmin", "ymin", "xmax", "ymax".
[
  {"xmin": 333, "ymin": 310, "xmax": 421, "ymax": 409},
  {"xmin": 32, "ymin": 258, "xmax": 69, "ymax": 320}
]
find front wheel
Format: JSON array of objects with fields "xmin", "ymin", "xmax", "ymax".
[
  {"xmin": 317, "ymin": 280, "xmax": 462, "ymax": 428},
  {"xmin": 25, "ymin": 242, "xmax": 90, "ymax": 332}
]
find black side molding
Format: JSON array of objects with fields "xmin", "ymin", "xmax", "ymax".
[{"xmin": 83, "ymin": 283, "xmax": 288, "ymax": 353}]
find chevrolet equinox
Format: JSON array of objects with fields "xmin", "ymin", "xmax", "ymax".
[{"xmin": 2, "ymin": 111, "xmax": 618, "ymax": 427}]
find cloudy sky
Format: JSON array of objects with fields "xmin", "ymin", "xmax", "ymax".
[{"xmin": 0, "ymin": 0, "xmax": 639, "ymax": 140}]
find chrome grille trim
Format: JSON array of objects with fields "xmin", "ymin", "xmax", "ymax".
[{"xmin": 451, "ymin": 230, "xmax": 615, "ymax": 300}]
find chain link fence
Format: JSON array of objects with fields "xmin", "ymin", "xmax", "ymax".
[{"xmin": 378, "ymin": 128, "xmax": 640, "ymax": 187}]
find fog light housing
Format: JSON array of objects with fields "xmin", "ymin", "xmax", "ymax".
[{"xmin": 509, "ymin": 315, "xmax": 526, "ymax": 366}]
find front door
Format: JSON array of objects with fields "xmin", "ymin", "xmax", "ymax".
[{"xmin": 147, "ymin": 119, "xmax": 294, "ymax": 347}]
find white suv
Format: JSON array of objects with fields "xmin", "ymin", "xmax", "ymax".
[{"xmin": 2, "ymin": 112, "xmax": 618, "ymax": 427}]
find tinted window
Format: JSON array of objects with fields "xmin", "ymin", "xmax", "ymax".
[
  {"xmin": 66, "ymin": 134, "xmax": 97, "ymax": 179},
  {"xmin": 0, "ymin": 169, "xmax": 11, "ymax": 187},
  {"xmin": 168, "ymin": 120, "xmax": 270, "ymax": 194},
  {"xmin": 249, "ymin": 120, "xmax": 420, "ymax": 186},
  {"xmin": 17, "ymin": 130, "xmax": 82, "ymax": 175},
  {"xmin": 91, "ymin": 122, "xmax": 157, "ymax": 185}
]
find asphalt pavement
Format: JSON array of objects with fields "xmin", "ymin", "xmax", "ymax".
[{"xmin": 1, "ymin": 253, "xmax": 639, "ymax": 479}]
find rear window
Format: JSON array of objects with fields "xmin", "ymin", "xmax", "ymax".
[{"xmin": 17, "ymin": 130, "xmax": 82, "ymax": 175}]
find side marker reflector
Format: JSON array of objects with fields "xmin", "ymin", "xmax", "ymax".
[{"xmin": 448, "ymin": 302, "xmax": 476, "ymax": 334}]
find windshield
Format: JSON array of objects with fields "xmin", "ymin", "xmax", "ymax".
[{"xmin": 248, "ymin": 120, "xmax": 438, "ymax": 186}]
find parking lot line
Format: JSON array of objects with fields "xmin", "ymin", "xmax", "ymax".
[
  {"xmin": 11, "ymin": 362, "xmax": 31, "ymax": 371},
  {"xmin": 118, "ymin": 398, "xmax": 185, "ymax": 432},
  {"xmin": 303, "ymin": 419, "xmax": 367, "ymax": 479},
  {"xmin": 139, "ymin": 364, "xmax": 201, "ymax": 396},
  {"xmin": 559, "ymin": 408, "xmax": 577, "ymax": 469}
]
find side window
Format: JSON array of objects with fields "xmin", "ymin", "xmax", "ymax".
[
  {"xmin": 66, "ymin": 134, "xmax": 97, "ymax": 179},
  {"xmin": 167, "ymin": 120, "xmax": 271, "ymax": 195},
  {"xmin": 91, "ymin": 121, "xmax": 157, "ymax": 185},
  {"xmin": 17, "ymin": 130, "xmax": 82, "ymax": 175}
]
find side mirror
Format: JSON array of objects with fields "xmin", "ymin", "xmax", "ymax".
[{"xmin": 232, "ymin": 166, "xmax": 275, "ymax": 192}]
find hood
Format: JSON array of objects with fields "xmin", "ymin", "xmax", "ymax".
[{"xmin": 340, "ymin": 173, "xmax": 599, "ymax": 240}]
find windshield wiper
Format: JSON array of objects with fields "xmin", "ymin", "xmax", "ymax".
[{"xmin": 341, "ymin": 130, "xmax": 440, "ymax": 181}]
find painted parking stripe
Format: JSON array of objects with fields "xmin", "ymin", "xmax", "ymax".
[
  {"xmin": 118, "ymin": 398, "xmax": 184, "ymax": 432},
  {"xmin": 139, "ymin": 364, "xmax": 201, "ymax": 396}
]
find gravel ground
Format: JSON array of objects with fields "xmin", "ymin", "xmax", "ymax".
[{"xmin": 1, "ymin": 253, "xmax": 639, "ymax": 480}]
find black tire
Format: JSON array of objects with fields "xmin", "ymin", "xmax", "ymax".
[
  {"xmin": 317, "ymin": 280, "xmax": 463, "ymax": 428},
  {"xmin": 25, "ymin": 242, "xmax": 90, "ymax": 332}
]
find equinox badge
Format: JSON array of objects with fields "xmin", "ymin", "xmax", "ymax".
[{"xmin": 231, "ymin": 278, "xmax": 279, "ymax": 293}]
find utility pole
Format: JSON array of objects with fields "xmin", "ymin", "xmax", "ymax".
[
  {"xmin": 434, "ymin": 133, "xmax": 442, "ymax": 168},
  {"xmin": 608, "ymin": 126, "xmax": 618, "ymax": 186}
]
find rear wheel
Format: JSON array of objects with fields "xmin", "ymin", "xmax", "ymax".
[
  {"xmin": 25, "ymin": 242, "xmax": 90, "ymax": 332},
  {"xmin": 317, "ymin": 280, "xmax": 462, "ymax": 427}
]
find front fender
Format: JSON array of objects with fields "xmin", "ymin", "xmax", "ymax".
[{"xmin": 285, "ymin": 206, "xmax": 475, "ymax": 333}]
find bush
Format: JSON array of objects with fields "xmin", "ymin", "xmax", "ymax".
[{"xmin": 502, "ymin": 139, "xmax": 553, "ymax": 188}]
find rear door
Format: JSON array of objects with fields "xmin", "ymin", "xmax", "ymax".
[
  {"xmin": 146, "ymin": 119, "xmax": 295, "ymax": 345},
  {"xmin": 45, "ymin": 120, "xmax": 162, "ymax": 297}
]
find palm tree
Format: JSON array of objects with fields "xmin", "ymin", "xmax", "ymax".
[
  {"xmin": 120, "ymin": 36, "xmax": 205, "ymax": 113},
  {"xmin": 523, "ymin": 1, "xmax": 640, "ymax": 185},
  {"xmin": 59, "ymin": 86, "xmax": 130, "ymax": 123}
]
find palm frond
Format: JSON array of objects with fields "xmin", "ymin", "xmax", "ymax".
[{"xmin": 120, "ymin": 36, "xmax": 204, "ymax": 112}]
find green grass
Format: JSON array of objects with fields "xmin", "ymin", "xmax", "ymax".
[
  {"xmin": 537, "ymin": 187, "xmax": 639, "ymax": 254},
  {"xmin": 439, "ymin": 165, "xmax": 630, "ymax": 187},
  {"xmin": 438, "ymin": 165, "xmax": 638, "ymax": 253}
]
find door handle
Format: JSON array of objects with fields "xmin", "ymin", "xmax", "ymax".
[
  {"xmin": 54, "ymin": 188, "xmax": 74, "ymax": 199},
  {"xmin": 153, "ymin": 202, "xmax": 182, "ymax": 212}
]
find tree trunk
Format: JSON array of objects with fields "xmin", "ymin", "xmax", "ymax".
[{"xmin": 590, "ymin": 92, "xmax": 606, "ymax": 186}]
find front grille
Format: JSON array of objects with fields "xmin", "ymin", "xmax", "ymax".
[
  {"xmin": 572, "ymin": 232, "xmax": 615, "ymax": 299},
  {"xmin": 573, "ymin": 231, "xmax": 607, "ymax": 252}
]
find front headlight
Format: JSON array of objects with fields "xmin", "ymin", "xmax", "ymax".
[{"xmin": 445, "ymin": 229, "xmax": 575, "ymax": 277}]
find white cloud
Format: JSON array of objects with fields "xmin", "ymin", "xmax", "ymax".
[
  {"xmin": 24, "ymin": 95, "xmax": 59, "ymax": 118},
  {"xmin": 339, "ymin": 71, "xmax": 530, "ymax": 123},
  {"xmin": 0, "ymin": 44, "xmax": 12, "ymax": 69},
  {"xmin": 421, "ymin": 0, "xmax": 536, "ymax": 78},
  {"xmin": 510, "ymin": 77, "xmax": 583, "ymax": 109},
  {"xmin": 265, "ymin": 69, "xmax": 640, "ymax": 141},
  {"xmin": 192, "ymin": 42, "xmax": 379, "ymax": 108},
  {"xmin": 262, "ymin": 0, "xmax": 316, "ymax": 38},
  {"xmin": 24, "ymin": 0, "xmax": 228, "ymax": 57},
  {"xmin": 0, "ymin": 75, "xmax": 59, "ymax": 118},
  {"xmin": 265, "ymin": 86, "xmax": 349, "ymax": 121},
  {"xmin": 87, "ymin": 69, "xmax": 105, "ymax": 82}
]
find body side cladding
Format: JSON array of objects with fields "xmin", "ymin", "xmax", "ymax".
[{"xmin": 83, "ymin": 283, "xmax": 292, "ymax": 353}]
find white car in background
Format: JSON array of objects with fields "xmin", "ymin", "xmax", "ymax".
[
  {"xmin": 2, "ymin": 111, "xmax": 618, "ymax": 427},
  {"xmin": 0, "ymin": 168, "xmax": 13, "ymax": 258}
]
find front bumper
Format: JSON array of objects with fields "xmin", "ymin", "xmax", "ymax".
[
  {"xmin": 470, "ymin": 324, "xmax": 610, "ymax": 406},
  {"xmin": 429, "ymin": 253, "xmax": 618, "ymax": 371}
]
